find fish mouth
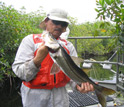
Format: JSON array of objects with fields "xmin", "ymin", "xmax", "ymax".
[{"xmin": 48, "ymin": 47, "xmax": 60, "ymax": 53}]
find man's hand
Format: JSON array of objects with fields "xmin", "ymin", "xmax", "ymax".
[
  {"xmin": 76, "ymin": 82, "xmax": 94, "ymax": 93},
  {"xmin": 33, "ymin": 42, "xmax": 49, "ymax": 68}
]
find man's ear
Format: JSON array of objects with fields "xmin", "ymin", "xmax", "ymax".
[
  {"xmin": 62, "ymin": 27, "xmax": 67, "ymax": 32},
  {"xmin": 44, "ymin": 17, "xmax": 49, "ymax": 23}
]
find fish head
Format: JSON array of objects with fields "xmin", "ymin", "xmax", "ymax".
[
  {"xmin": 43, "ymin": 31, "xmax": 65, "ymax": 63},
  {"xmin": 49, "ymin": 48, "xmax": 62, "ymax": 60},
  {"xmin": 43, "ymin": 31, "xmax": 60, "ymax": 52}
]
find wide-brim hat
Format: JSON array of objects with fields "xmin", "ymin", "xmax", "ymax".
[{"xmin": 39, "ymin": 8, "xmax": 70, "ymax": 29}]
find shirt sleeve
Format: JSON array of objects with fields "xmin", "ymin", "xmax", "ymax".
[
  {"xmin": 12, "ymin": 34, "xmax": 39, "ymax": 82},
  {"xmin": 67, "ymin": 41, "xmax": 78, "ymax": 57}
]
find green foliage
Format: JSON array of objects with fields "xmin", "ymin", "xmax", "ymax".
[
  {"xmin": 95, "ymin": 0, "xmax": 124, "ymax": 51},
  {"xmin": 69, "ymin": 21, "xmax": 115, "ymax": 56},
  {"xmin": 0, "ymin": 2, "xmax": 45, "ymax": 81}
]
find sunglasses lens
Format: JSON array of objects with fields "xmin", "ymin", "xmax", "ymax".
[
  {"xmin": 62, "ymin": 22, "xmax": 68, "ymax": 27},
  {"xmin": 52, "ymin": 20, "xmax": 68, "ymax": 27},
  {"xmin": 52, "ymin": 20, "xmax": 60, "ymax": 25}
]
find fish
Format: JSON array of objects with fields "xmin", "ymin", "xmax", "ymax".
[{"xmin": 44, "ymin": 32, "xmax": 116, "ymax": 107}]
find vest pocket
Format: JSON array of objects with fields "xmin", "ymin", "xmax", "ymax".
[
  {"xmin": 56, "ymin": 71, "xmax": 65, "ymax": 83},
  {"xmin": 30, "ymin": 73, "xmax": 49, "ymax": 86}
]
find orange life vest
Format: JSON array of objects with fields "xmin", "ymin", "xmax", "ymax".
[{"xmin": 23, "ymin": 34, "xmax": 70, "ymax": 89}]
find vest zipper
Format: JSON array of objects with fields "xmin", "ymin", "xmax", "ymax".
[{"xmin": 54, "ymin": 74, "xmax": 56, "ymax": 83}]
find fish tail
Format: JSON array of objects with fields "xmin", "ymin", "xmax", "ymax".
[{"xmin": 95, "ymin": 86, "xmax": 116, "ymax": 107}]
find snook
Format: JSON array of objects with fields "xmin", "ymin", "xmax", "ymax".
[{"xmin": 45, "ymin": 33, "xmax": 116, "ymax": 107}]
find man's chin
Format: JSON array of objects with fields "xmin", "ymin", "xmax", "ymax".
[{"xmin": 52, "ymin": 33, "xmax": 61, "ymax": 38}]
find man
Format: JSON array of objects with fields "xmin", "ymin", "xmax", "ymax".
[{"xmin": 12, "ymin": 8, "xmax": 94, "ymax": 107}]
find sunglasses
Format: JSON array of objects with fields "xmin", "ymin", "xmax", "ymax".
[{"xmin": 51, "ymin": 20, "xmax": 68, "ymax": 27}]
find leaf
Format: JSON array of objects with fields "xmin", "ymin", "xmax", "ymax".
[
  {"xmin": 107, "ymin": 13, "xmax": 110, "ymax": 18},
  {"xmin": 114, "ymin": 18, "xmax": 120, "ymax": 22},
  {"xmin": 94, "ymin": 30, "xmax": 99, "ymax": 36},
  {"xmin": 105, "ymin": 22, "xmax": 110, "ymax": 26},
  {"xmin": 120, "ymin": 4, "xmax": 124, "ymax": 8},
  {"xmin": 100, "ymin": 22, "xmax": 105, "ymax": 28},
  {"xmin": 103, "ymin": 15, "xmax": 105, "ymax": 20},
  {"xmin": 105, "ymin": 0, "xmax": 111, "ymax": 5},
  {"xmin": 95, "ymin": 8, "xmax": 100, "ymax": 12},
  {"xmin": 110, "ymin": 0, "xmax": 114, "ymax": 4},
  {"xmin": 101, "ymin": 29, "xmax": 106, "ymax": 32},
  {"xmin": 121, "ymin": 9, "xmax": 124, "ymax": 15},
  {"xmin": 119, "ymin": 36, "xmax": 124, "ymax": 43},
  {"xmin": 99, "ymin": 0, "xmax": 105, "ymax": 7},
  {"xmin": 110, "ymin": 14, "xmax": 114, "ymax": 20},
  {"xmin": 96, "ymin": 13, "xmax": 102, "ymax": 19}
]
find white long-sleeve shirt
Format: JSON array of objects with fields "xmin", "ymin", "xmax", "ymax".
[{"xmin": 12, "ymin": 33, "xmax": 78, "ymax": 107}]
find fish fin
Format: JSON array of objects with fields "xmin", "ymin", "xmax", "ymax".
[
  {"xmin": 95, "ymin": 86, "xmax": 116, "ymax": 107},
  {"xmin": 71, "ymin": 56, "xmax": 84, "ymax": 66},
  {"xmin": 50, "ymin": 63, "xmax": 61, "ymax": 75},
  {"xmin": 101, "ymin": 87, "xmax": 116, "ymax": 95},
  {"xmin": 82, "ymin": 68, "xmax": 91, "ymax": 74},
  {"xmin": 95, "ymin": 89, "xmax": 106, "ymax": 107},
  {"xmin": 71, "ymin": 56, "xmax": 91, "ymax": 74}
]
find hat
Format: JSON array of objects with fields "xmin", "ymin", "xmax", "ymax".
[{"xmin": 39, "ymin": 8, "xmax": 70, "ymax": 29}]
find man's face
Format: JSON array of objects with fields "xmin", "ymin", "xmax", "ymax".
[{"xmin": 45, "ymin": 19, "xmax": 68, "ymax": 39}]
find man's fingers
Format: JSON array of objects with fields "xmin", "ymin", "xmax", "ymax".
[{"xmin": 76, "ymin": 82, "xmax": 94, "ymax": 93}]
